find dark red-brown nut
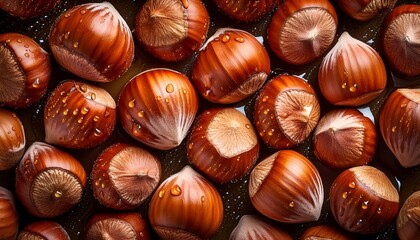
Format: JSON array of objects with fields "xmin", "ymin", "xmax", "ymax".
[
  {"xmin": 249, "ymin": 150, "xmax": 324, "ymax": 223},
  {"xmin": 337, "ymin": 0, "xmax": 397, "ymax": 21},
  {"xmin": 212, "ymin": 0, "xmax": 280, "ymax": 22},
  {"xmin": 187, "ymin": 108, "xmax": 259, "ymax": 184},
  {"xmin": 382, "ymin": 4, "xmax": 420, "ymax": 77},
  {"xmin": 0, "ymin": 0, "xmax": 61, "ymax": 19},
  {"xmin": 18, "ymin": 221, "xmax": 70, "ymax": 240},
  {"xmin": 49, "ymin": 2, "xmax": 134, "ymax": 82},
  {"xmin": 44, "ymin": 80, "xmax": 116, "ymax": 149},
  {"xmin": 318, "ymin": 32, "xmax": 387, "ymax": 106},
  {"xmin": 313, "ymin": 108, "xmax": 377, "ymax": 169},
  {"xmin": 0, "ymin": 186, "xmax": 18, "ymax": 240},
  {"xmin": 300, "ymin": 225, "xmax": 354, "ymax": 240},
  {"xmin": 254, "ymin": 74, "xmax": 320, "ymax": 149},
  {"xmin": 118, "ymin": 68, "xmax": 198, "ymax": 150},
  {"xmin": 91, "ymin": 143, "xmax": 162, "ymax": 210},
  {"xmin": 135, "ymin": 0, "xmax": 210, "ymax": 62},
  {"xmin": 330, "ymin": 165, "xmax": 399, "ymax": 234},
  {"xmin": 84, "ymin": 212, "xmax": 150, "ymax": 240},
  {"xmin": 191, "ymin": 28, "xmax": 271, "ymax": 104},
  {"xmin": 15, "ymin": 142, "xmax": 87, "ymax": 218},
  {"xmin": 267, "ymin": 0, "xmax": 338, "ymax": 65},
  {"xmin": 397, "ymin": 190, "xmax": 420, "ymax": 240},
  {"xmin": 149, "ymin": 165, "xmax": 223, "ymax": 240},
  {"xmin": 379, "ymin": 88, "xmax": 420, "ymax": 167},
  {"xmin": 0, "ymin": 108, "xmax": 25, "ymax": 170},
  {"xmin": 229, "ymin": 215, "xmax": 292, "ymax": 240},
  {"xmin": 0, "ymin": 33, "xmax": 51, "ymax": 108}
]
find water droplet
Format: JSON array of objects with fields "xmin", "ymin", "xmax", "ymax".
[
  {"xmin": 377, "ymin": 207, "xmax": 382, "ymax": 214},
  {"xmin": 245, "ymin": 124, "xmax": 250, "ymax": 129},
  {"xmin": 94, "ymin": 128, "xmax": 102, "ymax": 137},
  {"xmin": 400, "ymin": 103, "xmax": 407, "ymax": 108},
  {"xmin": 80, "ymin": 84, "xmax": 88, "ymax": 92},
  {"xmin": 93, "ymin": 116, "xmax": 100, "ymax": 122},
  {"xmin": 171, "ymin": 184, "xmax": 182, "ymax": 196},
  {"xmin": 289, "ymin": 201, "xmax": 295, "ymax": 208},
  {"xmin": 91, "ymin": 93, "xmax": 96, "ymax": 100},
  {"xmin": 155, "ymin": 96, "xmax": 161, "ymax": 101},
  {"xmin": 77, "ymin": 117, "xmax": 84, "ymax": 123},
  {"xmin": 259, "ymin": 131, "xmax": 265, "ymax": 137},
  {"xmin": 280, "ymin": 112, "xmax": 288, "ymax": 118},
  {"xmin": 262, "ymin": 96, "xmax": 269, "ymax": 102},
  {"xmin": 362, "ymin": 201, "xmax": 369, "ymax": 210},
  {"xmin": 101, "ymin": 182, "xmax": 105, "ymax": 188},
  {"xmin": 132, "ymin": 124, "xmax": 142, "ymax": 136},
  {"xmin": 32, "ymin": 78, "xmax": 40, "ymax": 88},
  {"xmin": 263, "ymin": 109, "xmax": 270, "ymax": 115},
  {"xmin": 203, "ymin": 89, "xmax": 211, "ymax": 97},
  {"xmin": 73, "ymin": 109, "xmax": 79, "ymax": 115},
  {"xmin": 342, "ymin": 192, "xmax": 348, "ymax": 199},
  {"xmin": 201, "ymin": 196, "xmax": 205, "ymax": 202},
  {"xmin": 222, "ymin": 34, "xmax": 230, "ymax": 43},
  {"xmin": 158, "ymin": 190, "xmax": 165, "ymax": 198},
  {"xmin": 349, "ymin": 84, "xmax": 358, "ymax": 92},
  {"xmin": 80, "ymin": 9, "xmax": 86, "ymax": 15},
  {"xmin": 341, "ymin": 83, "xmax": 347, "ymax": 89},
  {"xmin": 54, "ymin": 190, "xmax": 63, "ymax": 198},
  {"xmin": 234, "ymin": 37, "xmax": 245, "ymax": 43},
  {"xmin": 64, "ymin": 31, "xmax": 70, "ymax": 39},
  {"xmin": 165, "ymin": 98, "xmax": 170, "ymax": 103},
  {"xmin": 182, "ymin": 88, "xmax": 187, "ymax": 94},
  {"xmin": 81, "ymin": 107, "xmax": 89, "ymax": 114},
  {"xmin": 73, "ymin": 42, "xmax": 79, "ymax": 48},
  {"xmin": 5, "ymin": 39, "xmax": 10, "ymax": 43},
  {"xmin": 17, "ymin": 39, "xmax": 22, "ymax": 43},
  {"xmin": 349, "ymin": 182, "xmax": 356, "ymax": 189},
  {"xmin": 95, "ymin": 181, "xmax": 100, "ymax": 186},
  {"xmin": 64, "ymin": 13, "xmax": 71, "ymax": 18},
  {"xmin": 166, "ymin": 83, "xmax": 174, "ymax": 93},
  {"xmin": 63, "ymin": 109, "xmax": 69, "ymax": 116},
  {"xmin": 392, "ymin": 126, "xmax": 397, "ymax": 132},
  {"xmin": 138, "ymin": 110, "xmax": 145, "ymax": 118},
  {"xmin": 214, "ymin": 37, "xmax": 220, "ymax": 42},
  {"xmin": 268, "ymin": 129, "xmax": 274, "ymax": 136},
  {"xmin": 356, "ymin": 219, "xmax": 363, "ymax": 225},
  {"xmin": 128, "ymin": 99, "xmax": 135, "ymax": 108},
  {"xmin": 188, "ymin": 142, "xmax": 194, "ymax": 149},
  {"xmin": 62, "ymin": 97, "xmax": 68, "ymax": 103},
  {"xmin": 24, "ymin": 52, "xmax": 30, "ymax": 58}
]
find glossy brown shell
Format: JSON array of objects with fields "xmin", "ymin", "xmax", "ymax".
[
  {"xmin": 49, "ymin": 2, "xmax": 134, "ymax": 82},
  {"xmin": 118, "ymin": 68, "xmax": 198, "ymax": 150},
  {"xmin": 135, "ymin": 0, "xmax": 210, "ymax": 61},
  {"xmin": 84, "ymin": 212, "xmax": 150, "ymax": 240},
  {"xmin": 249, "ymin": 150, "xmax": 324, "ymax": 223},
  {"xmin": 254, "ymin": 74, "xmax": 320, "ymax": 149},
  {"xmin": 15, "ymin": 142, "xmax": 87, "ymax": 218},
  {"xmin": 91, "ymin": 143, "xmax": 162, "ymax": 210},
  {"xmin": 330, "ymin": 166, "xmax": 399, "ymax": 234},
  {"xmin": 212, "ymin": 0, "xmax": 280, "ymax": 22},
  {"xmin": 229, "ymin": 215, "xmax": 292, "ymax": 240},
  {"xmin": 192, "ymin": 28, "xmax": 271, "ymax": 104},
  {"xmin": 0, "ymin": 0, "xmax": 61, "ymax": 19},
  {"xmin": 18, "ymin": 221, "xmax": 70, "ymax": 240},
  {"xmin": 267, "ymin": 0, "xmax": 338, "ymax": 65},
  {"xmin": 318, "ymin": 32, "xmax": 387, "ymax": 106},
  {"xmin": 148, "ymin": 166, "xmax": 223, "ymax": 240},
  {"xmin": 0, "ymin": 32, "xmax": 51, "ymax": 108},
  {"xmin": 44, "ymin": 80, "xmax": 117, "ymax": 149},
  {"xmin": 313, "ymin": 108, "xmax": 377, "ymax": 169},
  {"xmin": 379, "ymin": 88, "xmax": 420, "ymax": 167},
  {"xmin": 0, "ymin": 186, "xmax": 18, "ymax": 240},
  {"xmin": 0, "ymin": 108, "xmax": 25, "ymax": 170},
  {"xmin": 337, "ymin": 0, "xmax": 397, "ymax": 21},
  {"xmin": 381, "ymin": 4, "xmax": 420, "ymax": 77},
  {"xmin": 187, "ymin": 108, "xmax": 259, "ymax": 184}
]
